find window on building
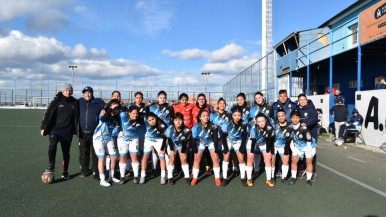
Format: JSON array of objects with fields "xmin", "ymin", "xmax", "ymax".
[
  {"xmin": 348, "ymin": 80, "xmax": 363, "ymax": 88},
  {"xmin": 349, "ymin": 24, "xmax": 358, "ymax": 45}
]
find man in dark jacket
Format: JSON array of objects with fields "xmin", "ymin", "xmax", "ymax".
[
  {"xmin": 40, "ymin": 83, "xmax": 79, "ymax": 180},
  {"xmin": 297, "ymin": 94, "xmax": 318, "ymax": 180},
  {"xmin": 334, "ymin": 89, "xmax": 345, "ymax": 105},
  {"xmin": 272, "ymin": 89, "xmax": 297, "ymax": 124},
  {"xmin": 78, "ymin": 86, "xmax": 106, "ymax": 178},
  {"xmin": 329, "ymin": 99, "xmax": 349, "ymax": 140},
  {"xmin": 336, "ymin": 108, "xmax": 364, "ymax": 145}
]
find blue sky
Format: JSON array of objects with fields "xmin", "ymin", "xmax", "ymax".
[{"xmin": 0, "ymin": 0, "xmax": 356, "ymax": 91}]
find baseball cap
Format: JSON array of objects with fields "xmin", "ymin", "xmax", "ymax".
[{"xmin": 82, "ymin": 86, "xmax": 94, "ymax": 94}]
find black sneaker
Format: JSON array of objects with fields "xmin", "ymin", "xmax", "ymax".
[
  {"xmin": 289, "ymin": 178, "xmax": 297, "ymax": 185},
  {"xmin": 45, "ymin": 165, "xmax": 55, "ymax": 173},
  {"xmin": 272, "ymin": 178, "xmax": 277, "ymax": 185},
  {"xmin": 306, "ymin": 180, "xmax": 312, "ymax": 187},
  {"xmin": 80, "ymin": 170, "xmax": 91, "ymax": 178},
  {"xmin": 221, "ymin": 179, "xmax": 228, "ymax": 186},
  {"xmin": 233, "ymin": 169, "xmax": 240, "ymax": 177},
  {"xmin": 184, "ymin": 178, "xmax": 190, "ymax": 185},
  {"xmin": 281, "ymin": 179, "xmax": 290, "ymax": 185},
  {"xmin": 119, "ymin": 177, "xmax": 126, "ymax": 185},
  {"xmin": 133, "ymin": 177, "xmax": 140, "ymax": 184},
  {"xmin": 93, "ymin": 174, "xmax": 100, "ymax": 180},
  {"xmin": 167, "ymin": 178, "xmax": 174, "ymax": 185},
  {"xmin": 61, "ymin": 173, "xmax": 70, "ymax": 180},
  {"xmin": 241, "ymin": 178, "xmax": 248, "ymax": 187}
]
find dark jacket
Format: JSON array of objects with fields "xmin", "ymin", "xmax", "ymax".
[
  {"xmin": 330, "ymin": 104, "xmax": 348, "ymax": 122},
  {"xmin": 272, "ymin": 99, "xmax": 297, "ymax": 123},
  {"xmin": 41, "ymin": 92, "xmax": 79, "ymax": 136},
  {"xmin": 375, "ymin": 83, "xmax": 386, "ymax": 90},
  {"xmin": 78, "ymin": 97, "xmax": 106, "ymax": 133},
  {"xmin": 298, "ymin": 99, "xmax": 318, "ymax": 141},
  {"xmin": 348, "ymin": 108, "xmax": 363, "ymax": 125},
  {"xmin": 334, "ymin": 93, "xmax": 345, "ymax": 104}
]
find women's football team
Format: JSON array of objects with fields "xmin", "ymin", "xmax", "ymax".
[{"xmin": 93, "ymin": 91, "xmax": 316, "ymax": 187}]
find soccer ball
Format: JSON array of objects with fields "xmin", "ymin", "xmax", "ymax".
[
  {"xmin": 41, "ymin": 171, "xmax": 55, "ymax": 184},
  {"xmin": 335, "ymin": 139, "xmax": 344, "ymax": 147}
]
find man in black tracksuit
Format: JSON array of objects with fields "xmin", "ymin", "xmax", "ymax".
[
  {"xmin": 41, "ymin": 83, "xmax": 79, "ymax": 180},
  {"xmin": 329, "ymin": 99, "xmax": 349, "ymax": 140},
  {"xmin": 78, "ymin": 86, "xmax": 106, "ymax": 178}
]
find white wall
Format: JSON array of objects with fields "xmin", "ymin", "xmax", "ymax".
[{"xmin": 355, "ymin": 90, "xmax": 386, "ymax": 148}]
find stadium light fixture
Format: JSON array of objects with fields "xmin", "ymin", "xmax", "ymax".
[{"xmin": 69, "ymin": 65, "xmax": 77, "ymax": 85}]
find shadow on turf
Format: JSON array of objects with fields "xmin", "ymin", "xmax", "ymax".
[{"xmin": 52, "ymin": 172, "xmax": 82, "ymax": 184}]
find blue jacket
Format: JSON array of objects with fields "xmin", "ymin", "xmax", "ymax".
[
  {"xmin": 334, "ymin": 94, "xmax": 345, "ymax": 104},
  {"xmin": 78, "ymin": 97, "xmax": 106, "ymax": 133},
  {"xmin": 297, "ymin": 99, "xmax": 318, "ymax": 141},
  {"xmin": 272, "ymin": 99, "xmax": 297, "ymax": 124}
]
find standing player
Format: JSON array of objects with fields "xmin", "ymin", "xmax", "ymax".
[
  {"xmin": 220, "ymin": 107, "xmax": 248, "ymax": 186},
  {"xmin": 93, "ymin": 99, "xmax": 121, "ymax": 187},
  {"xmin": 165, "ymin": 112, "xmax": 192, "ymax": 185},
  {"xmin": 191, "ymin": 110, "xmax": 221, "ymax": 186},
  {"xmin": 40, "ymin": 83, "xmax": 78, "ymax": 180},
  {"xmin": 117, "ymin": 106, "xmax": 144, "ymax": 184},
  {"xmin": 173, "ymin": 93, "xmax": 195, "ymax": 129},
  {"xmin": 231, "ymin": 92, "xmax": 250, "ymax": 122},
  {"xmin": 288, "ymin": 109, "xmax": 316, "ymax": 187},
  {"xmin": 140, "ymin": 112, "xmax": 168, "ymax": 184},
  {"xmin": 247, "ymin": 113, "xmax": 276, "ymax": 187},
  {"xmin": 272, "ymin": 108, "xmax": 292, "ymax": 184},
  {"xmin": 272, "ymin": 89, "xmax": 297, "ymax": 124}
]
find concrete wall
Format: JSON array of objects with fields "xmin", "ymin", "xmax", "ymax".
[{"xmin": 355, "ymin": 90, "xmax": 386, "ymax": 147}]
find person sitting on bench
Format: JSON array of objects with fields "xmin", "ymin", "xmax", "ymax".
[{"xmin": 336, "ymin": 108, "xmax": 363, "ymax": 144}]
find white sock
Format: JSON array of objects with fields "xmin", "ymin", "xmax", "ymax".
[
  {"xmin": 167, "ymin": 165, "xmax": 174, "ymax": 179},
  {"xmin": 109, "ymin": 169, "xmax": 114, "ymax": 178},
  {"xmin": 119, "ymin": 163, "xmax": 126, "ymax": 178},
  {"xmin": 307, "ymin": 172, "xmax": 312, "ymax": 180},
  {"xmin": 100, "ymin": 174, "xmax": 105, "ymax": 181},
  {"xmin": 106, "ymin": 157, "xmax": 111, "ymax": 170},
  {"xmin": 165, "ymin": 154, "xmax": 170, "ymax": 166},
  {"xmin": 291, "ymin": 170, "xmax": 297, "ymax": 179},
  {"xmin": 182, "ymin": 164, "xmax": 190, "ymax": 178},
  {"xmin": 239, "ymin": 163, "xmax": 246, "ymax": 179},
  {"xmin": 271, "ymin": 167, "xmax": 275, "ymax": 178},
  {"xmin": 152, "ymin": 153, "xmax": 158, "ymax": 169},
  {"xmin": 213, "ymin": 167, "xmax": 220, "ymax": 179},
  {"xmin": 282, "ymin": 165, "xmax": 289, "ymax": 179},
  {"xmin": 132, "ymin": 162, "xmax": 139, "ymax": 177},
  {"xmin": 222, "ymin": 161, "xmax": 229, "ymax": 179},
  {"xmin": 254, "ymin": 154, "xmax": 261, "ymax": 172},
  {"xmin": 141, "ymin": 170, "xmax": 146, "ymax": 178},
  {"xmin": 246, "ymin": 166, "xmax": 253, "ymax": 180},
  {"xmin": 265, "ymin": 167, "xmax": 272, "ymax": 181},
  {"xmin": 161, "ymin": 170, "xmax": 166, "ymax": 178},
  {"xmin": 193, "ymin": 168, "xmax": 199, "ymax": 178},
  {"xmin": 126, "ymin": 158, "xmax": 132, "ymax": 171}
]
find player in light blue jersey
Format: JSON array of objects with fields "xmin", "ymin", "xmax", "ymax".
[
  {"xmin": 272, "ymin": 107, "xmax": 292, "ymax": 185},
  {"xmin": 246, "ymin": 113, "xmax": 275, "ymax": 188},
  {"xmin": 191, "ymin": 109, "xmax": 221, "ymax": 186},
  {"xmin": 210, "ymin": 98, "xmax": 231, "ymax": 131},
  {"xmin": 220, "ymin": 107, "xmax": 248, "ymax": 186},
  {"xmin": 165, "ymin": 112, "xmax": 192, "ymax": 185},
  {"xmin": 117, "ymin": 106, "xmax": 144, "ymax": 184},
  {"xmin": 93, "ymin": 99, "xmax": 121, "ymax": 187},
  {"xmin": 288, "ymin": 109, "xmax": 316, "ymax": 187},
  {"xmin": 140, "ymin": 112, "xmax": 168, "ymax": 185}
]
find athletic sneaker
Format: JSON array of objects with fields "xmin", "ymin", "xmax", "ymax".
[
  {"xmin": 191, "ymin": 178, "xmax": 198, "ymax": 186},
  {"xmin": 233, "ymin": 169, "xmax": 240, "ymax": 177},
  {"xmin": 281, "ymin": 179, "xmax": 290, "ymax": 185},
  {"xmin": 185, "ymin": 178, "xmax": 191, "ymax": 185},
  {"xmin": 247, "ymin": 179, "xmax": 254, "ymax": 187},
  {"xmin": 311, "ymin": 173, "xmax": 317, "ymax": 181},
  {"xmin": 215, "ymin": 178, "xmax": 222, "ymax": 186},
  {"xmin": 125, "ymin": 170, "xmax": 132, "ymax": 178},
  {"xmin": 241, "ymin": 179, "xmax": 248, "ymax": 187},
  {"xmin": 276, "ymin": 172, "xmax": 282, "ymax": 178},
  {"xmin": 118, "ymin": 178, "xmax": 126, "ymax": 185},
  {"xmin": 45, "ymin": 166, "xmax": 55, "ymax": 173},
  {"xmin": 80, "ymin": 171, "xmax": 91, "ymax": 178},
  {"xmin": 61, "ymin": 173, "xmax": 70, "ymax": 180},
  {"xmin": 167, "ymin": 178, "xmax": 174, "ymax": 185},
  {"xmin": 266, "ymin": 180, "xmax": 275, "ymax": 188},
  {"xmin": 133, "ymin": 177, "xmax": 140, "ymax": 184},
  {"xmin": 298, "ymin": 170, "xmax": 306, "ymax": 178},
  {"xmin": 139, "ymin": 177, "xmax": 145, "ymax": 184},
  {"xmin": 160, "ymin": 177, "xmax": 166, "ymax": 185},
  {"xmin": 306, "ymin": 180, "xmax": 312, "ymax": 187},
  {"xmin": 100, "ymin": 180, "xmax": 111, "ymax": 187},
  {"xmin": 93, "ymin": 174, "xmax": 100, "ymax": 180},
  {"xmin": 289, "ymin": 178, "xmax": 297, "ymax": 185},
  {"xmin": 221, "ymin": 179, "xmax": 228, "ymax": 186},
  {"xmin": 108, "ymin": 177, "xmax": 120, "ymax": 183}
]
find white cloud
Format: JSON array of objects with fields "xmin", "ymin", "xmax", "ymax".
[
  {"xmin": 209, "ymin": 43, "xmax": 246, "ymax": 63},
  {"xmin": 74, "ymin": 6, "xmax": 86, "ymax": 13},
  {"xmin": 161, "ymin": 48, "xmax": 210, "ymax": 60},
  {"xmin": 26, "ymin": 10, "xmax": 68, "ymax": 32},
  {"xmin": 202, "ymin": 55, "xmax": 258, "ymax": 75}
]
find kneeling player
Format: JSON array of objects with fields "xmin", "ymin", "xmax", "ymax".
[
  {"xmin": 93, "ymin": 100, "xmax": 121, "ymax": 187},
  {"xmin": 288, "ymin": 109, "xmax": 316, "ymax": 187},
  {"xmin": 140, "ymin": 112, "xmax": 168, "ymax": 184},
  {"xmin": 247, "ymin": 113, "xmax": 275, "ymax": 187},
  {"xmin": 191, "ymin": 110, "xmax": 221, "ymax": 186},
  {"xmin": 272, "ymin": 108, "xmax": 292, "ymax": 184},
  {"xmin": 165, "ymin": 112, "xmax": 192, "ymax": 185},
  {"xmin": 221, "ymin": 107, "xmax": 247, "ymax": 186},
  {"xmin": 117, "ymin": 106, "xmax": 144, "ymax": 184}
]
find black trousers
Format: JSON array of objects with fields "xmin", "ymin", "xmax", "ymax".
[
  {"xmin": 48, "ymin": 133, "xmax": 73, "ymax": 174},
  {"xmin": 79, "ymin": 133, "xmax": 98, "ymax": 174}
]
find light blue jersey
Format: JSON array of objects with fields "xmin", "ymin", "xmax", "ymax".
[
  {"xmin": 93, "ymin": 115, "xmax": 120, "ymax": 141},
  {"xmin": 119, "ymin": 112, "xmax": 144, "ymax": 141}
]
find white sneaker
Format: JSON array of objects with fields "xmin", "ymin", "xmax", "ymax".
[
  {"xmin": 107, "ymin": 177, "xmax": 120, "ymax": 183},
  {"xmin": 160, "ymin": 177, "xmax": 166, "ymax": 185},
  {"xmin": 100, "ymin": 180, "xmax": 111, "ymax": 187},
  {"xmin": 139, "ymin": 177, "xmax": 145, "ymax": 184}
]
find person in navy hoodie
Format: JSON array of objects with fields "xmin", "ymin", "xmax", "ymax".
[
  {"xmin": 272, "ymin": 89, "xmax": 297, "ymax": 124},
  {"xmin": 297, "ymin": 94, "xmax": 318, "ymax": 181}
]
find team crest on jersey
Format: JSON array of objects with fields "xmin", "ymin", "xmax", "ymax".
[
  {"xmin": 289, "ymin": 104, "xmax": 291, "ymax": 108},
  {"xmin": 299, "ymin": 134, "xmax": 303, "ymax": 139},
  {"xmin": 221, "ymin": 125, "xmax": 227, "ymax": 132},
  {"xmin": 285, "ymin": 132, "xmax": 290, "ymax": 137},
  {"xmin": 306, "ymin": 133, "xmax": 311, "ymax": 140},
  {"xmin": 304, "ymin": 112, "xmax": 308, "ymax": 117}
]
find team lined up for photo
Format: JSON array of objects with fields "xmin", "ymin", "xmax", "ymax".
[{"xmin": 41, "ymin": 84, "xmax": 318, "ymax": 188}]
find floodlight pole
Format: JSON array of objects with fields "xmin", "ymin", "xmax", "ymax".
[
  {"xmin": 201, "ymin": 72, "xmax": 210, "ymax": 92},
  {"xmin": 69, "ymin": 65, "xmax": 77, "ymax": 85}
]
